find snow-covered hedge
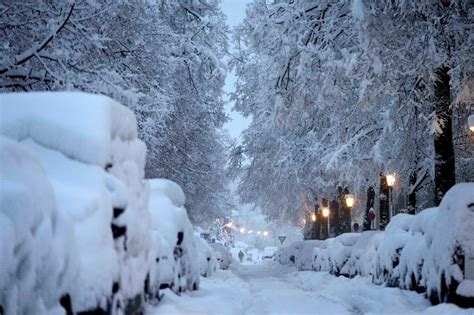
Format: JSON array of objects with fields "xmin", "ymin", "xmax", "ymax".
[{"xmin": 276, "ymin": 183, "xmax": 474, "ymax": 308}]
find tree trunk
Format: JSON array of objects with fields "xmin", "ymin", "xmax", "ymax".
[
  {"xmin": 338, "ymin": 187, "xmax": 351, "ymax": 234},
  {"xmin": 364, "ymin": 186, "xmax": 375, "ymax": 230},
  {"xmin": 329, "ymin": 199, "xmax": 339, "ymax": 237},
  {"xmin": 433, "ymin": 66, "xmax": 456, "ymax": 205},
  {"xmin": 379, "ymin": 174, "xmax": 390, "ymax": 230},
  {"xmin": 408, "ymin": 170, "xmax": 417, "ymax": 214}
]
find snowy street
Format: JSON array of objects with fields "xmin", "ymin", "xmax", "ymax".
[{"xmin": 147, "ymin": 261, "xmax": 469, "ymax": 315}]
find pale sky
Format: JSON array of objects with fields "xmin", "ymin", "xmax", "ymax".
[{"xmin": 220, "ymin": 0, "xmax": 253, "ymax": 140}]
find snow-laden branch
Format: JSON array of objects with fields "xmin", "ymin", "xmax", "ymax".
[{"xmin": 0, "ymin": 2, "xmax": 75, "ymax": 75}]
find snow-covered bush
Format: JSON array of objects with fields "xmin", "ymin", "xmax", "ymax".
[
  {"xmin": 148, "ymin": 178, "xmax": 200, "ymax": 293},
  {"xmin": 0, "ymin": 137, "xmax": 78, "ymax": 315},
  {"xmin": 0, "ymin": 92, "xmax": 152, "ymax": 313}
]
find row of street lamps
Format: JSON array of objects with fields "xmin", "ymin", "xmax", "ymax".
[{"xmin": 308, "ymin": 173, "xmax": 397, "ymax": 236}]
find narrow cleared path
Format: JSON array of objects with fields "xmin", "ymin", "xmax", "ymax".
[{"xmin": 146, "ymin": 261, "xmax": 469, "ymax": 315}]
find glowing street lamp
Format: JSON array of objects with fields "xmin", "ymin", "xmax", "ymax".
[
  {"xmin": 263, "ymin": 231, "xmax": 269, "ymax": 236},
  {"xmin": 468, "ymin": 114, "xmax": 474, "ymax": 132},
  {"xmin": 386, "ymin": 173, "xmax": 396, "ymax": 218},
  {"xmin": 225, "ymin": 221, "xmax": 233, "ymax": 228},
  {"xmin": 345, "ymin": 194, "xmax": 355, "ymax": 208},
  {"xmin": 386, "ymin": 174, "xmax": 396, "ymax": 187},
  {"xmin": 322, "ymin": 207, "xmax": 330, "ymax": 218},
  {"xmin": 239, "ymin": 227, "xmax": 246, "ymax": 234},
  {"xmin": 311, "ymin": 213, "xmax": 317, "ymax": 222}
]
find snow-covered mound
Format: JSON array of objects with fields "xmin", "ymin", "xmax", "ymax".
[
  {"xmin": 148, "ymin": 178, "xmax": 200, "ymax": 293},
  {"xmin": 277, "ymin": 183, "xmax": 474, "ymax": 307},
  {"xmin": 0, "ymin": 137, "xmax": 78, "ymax": 315}
]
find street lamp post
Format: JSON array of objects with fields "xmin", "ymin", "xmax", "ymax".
[
  {"xmin": 386, "ymin": 174, "xmax": 396, "ymax": 218},
  {"xmin": 322, "ymin": 206, "xmax": 330, "ymax": 239}
]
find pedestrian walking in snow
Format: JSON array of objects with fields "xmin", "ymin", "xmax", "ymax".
[{"xmin": 238, "ymin": 250, "xmax": 244, "ymax": 263}]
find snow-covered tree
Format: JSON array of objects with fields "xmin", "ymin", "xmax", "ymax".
[
  {"xmin": 231, "ymin": 0, "xmax": 472, "ymax": 223},
  {"xmin": 0, "ymin": 0, "xmax": 232, "ymax": 224}
]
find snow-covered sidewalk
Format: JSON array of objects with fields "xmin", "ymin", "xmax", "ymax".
[{"xmin": 146, "ymin": 261, "xmax": 471, "ymax": 315}]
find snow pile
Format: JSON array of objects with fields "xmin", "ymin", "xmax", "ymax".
[
  {"xmin": 0, "ymin": 137, "xmax": 78, "ymax": 315},
  {"xmin": 0, "ymin": 92, "xmax": 152, "ymax": 313},
  {"xmin": 276, "ymin": 183, "xmax": 474, "ymax": 307},
  {"xmin": 148, "ymin": 178, "xmax": 200, "ymax": 293}
]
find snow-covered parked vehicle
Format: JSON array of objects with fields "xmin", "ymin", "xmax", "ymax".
[
  {"xmin": 196, "ymin": 235, "xmax": 218, "ymax": 277},
  {"xmin": 276, "ymin": 183, "xmax": 474, "ymax": 308},
  {"xmin": 295, "ymin": 240, "xmax": 324, "ymax": 271},
  {"xmin": 262, "ymin": 247, "xmax": 279, "ymax": 260},
  {"xmin": 210, "ymin": 242, "xmax": 232, "ymax": 269},
  {"xmin": 313, "ymin": 233, "xmax": 360, "ymax": 276},
  {"xmin": 148, "ymin": 178, "xmax": 200, "ymax": 293},
  {"xmin": 0, "ymin": 92, "xmax": 153, "ymax": 314},
  {"xmin": 0, "ymin": 137, "xmax": 78, "ymax": 315}
]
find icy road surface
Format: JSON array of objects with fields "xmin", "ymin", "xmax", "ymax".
[{"xmin": 147, "ymin": 261, "xmax": 472, "ymax": 315}]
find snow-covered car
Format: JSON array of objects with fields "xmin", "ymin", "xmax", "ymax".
[
  {"xmin": 276, "ymin": 183, "xmax": 474, "ymax": 308},
  {"xmin": 196, "ymin": 236, "xmax": 218, "ymax": 277},
  {"xmin": 0, "ymin": 137, "xmax": 78, "ymax": 315},
  {"xmin": 295, "ymin": 240, "xmax": 324, "ymax": 270},
  {"xmin": 262, "ymin": 247, "xmax": 278, "ymax": 260},
  {"xmin": 0, "ymin": 92, "xmax": 153, "ymax": 314},
  {"xmin": 210, "ymin": 242, "xmax": 232, "ymax": 269},
  {"xmin": 148, "ymin": 178, "xmax": 200, "ymax": 293}
]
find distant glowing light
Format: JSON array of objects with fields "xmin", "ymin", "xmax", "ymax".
[
  {"xmin": 311, "ymin": 213, "xmax": 317, "ymax": 222},
  {"xmin": 239, "ymin": 227, "xmax": 246, "ymax": 233},
  {"xmin": 248, "ymin": 230, "xmax": 253, "ymax": 234},
  {"xmin": 263, "ymin": 231, "xmax": 269, "ymax": 236},
  {"xmin": 257, "ymin": 231, "xmax": 261, "ymax": 235}
]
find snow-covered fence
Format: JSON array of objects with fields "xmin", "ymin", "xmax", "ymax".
[
  {"xmin": 275, "ymin": 183, "xmax": 474, "ymax": 308},
  {"xmin": 0, "ymin": 92, "xmax": 219, "ymax": 314}
]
